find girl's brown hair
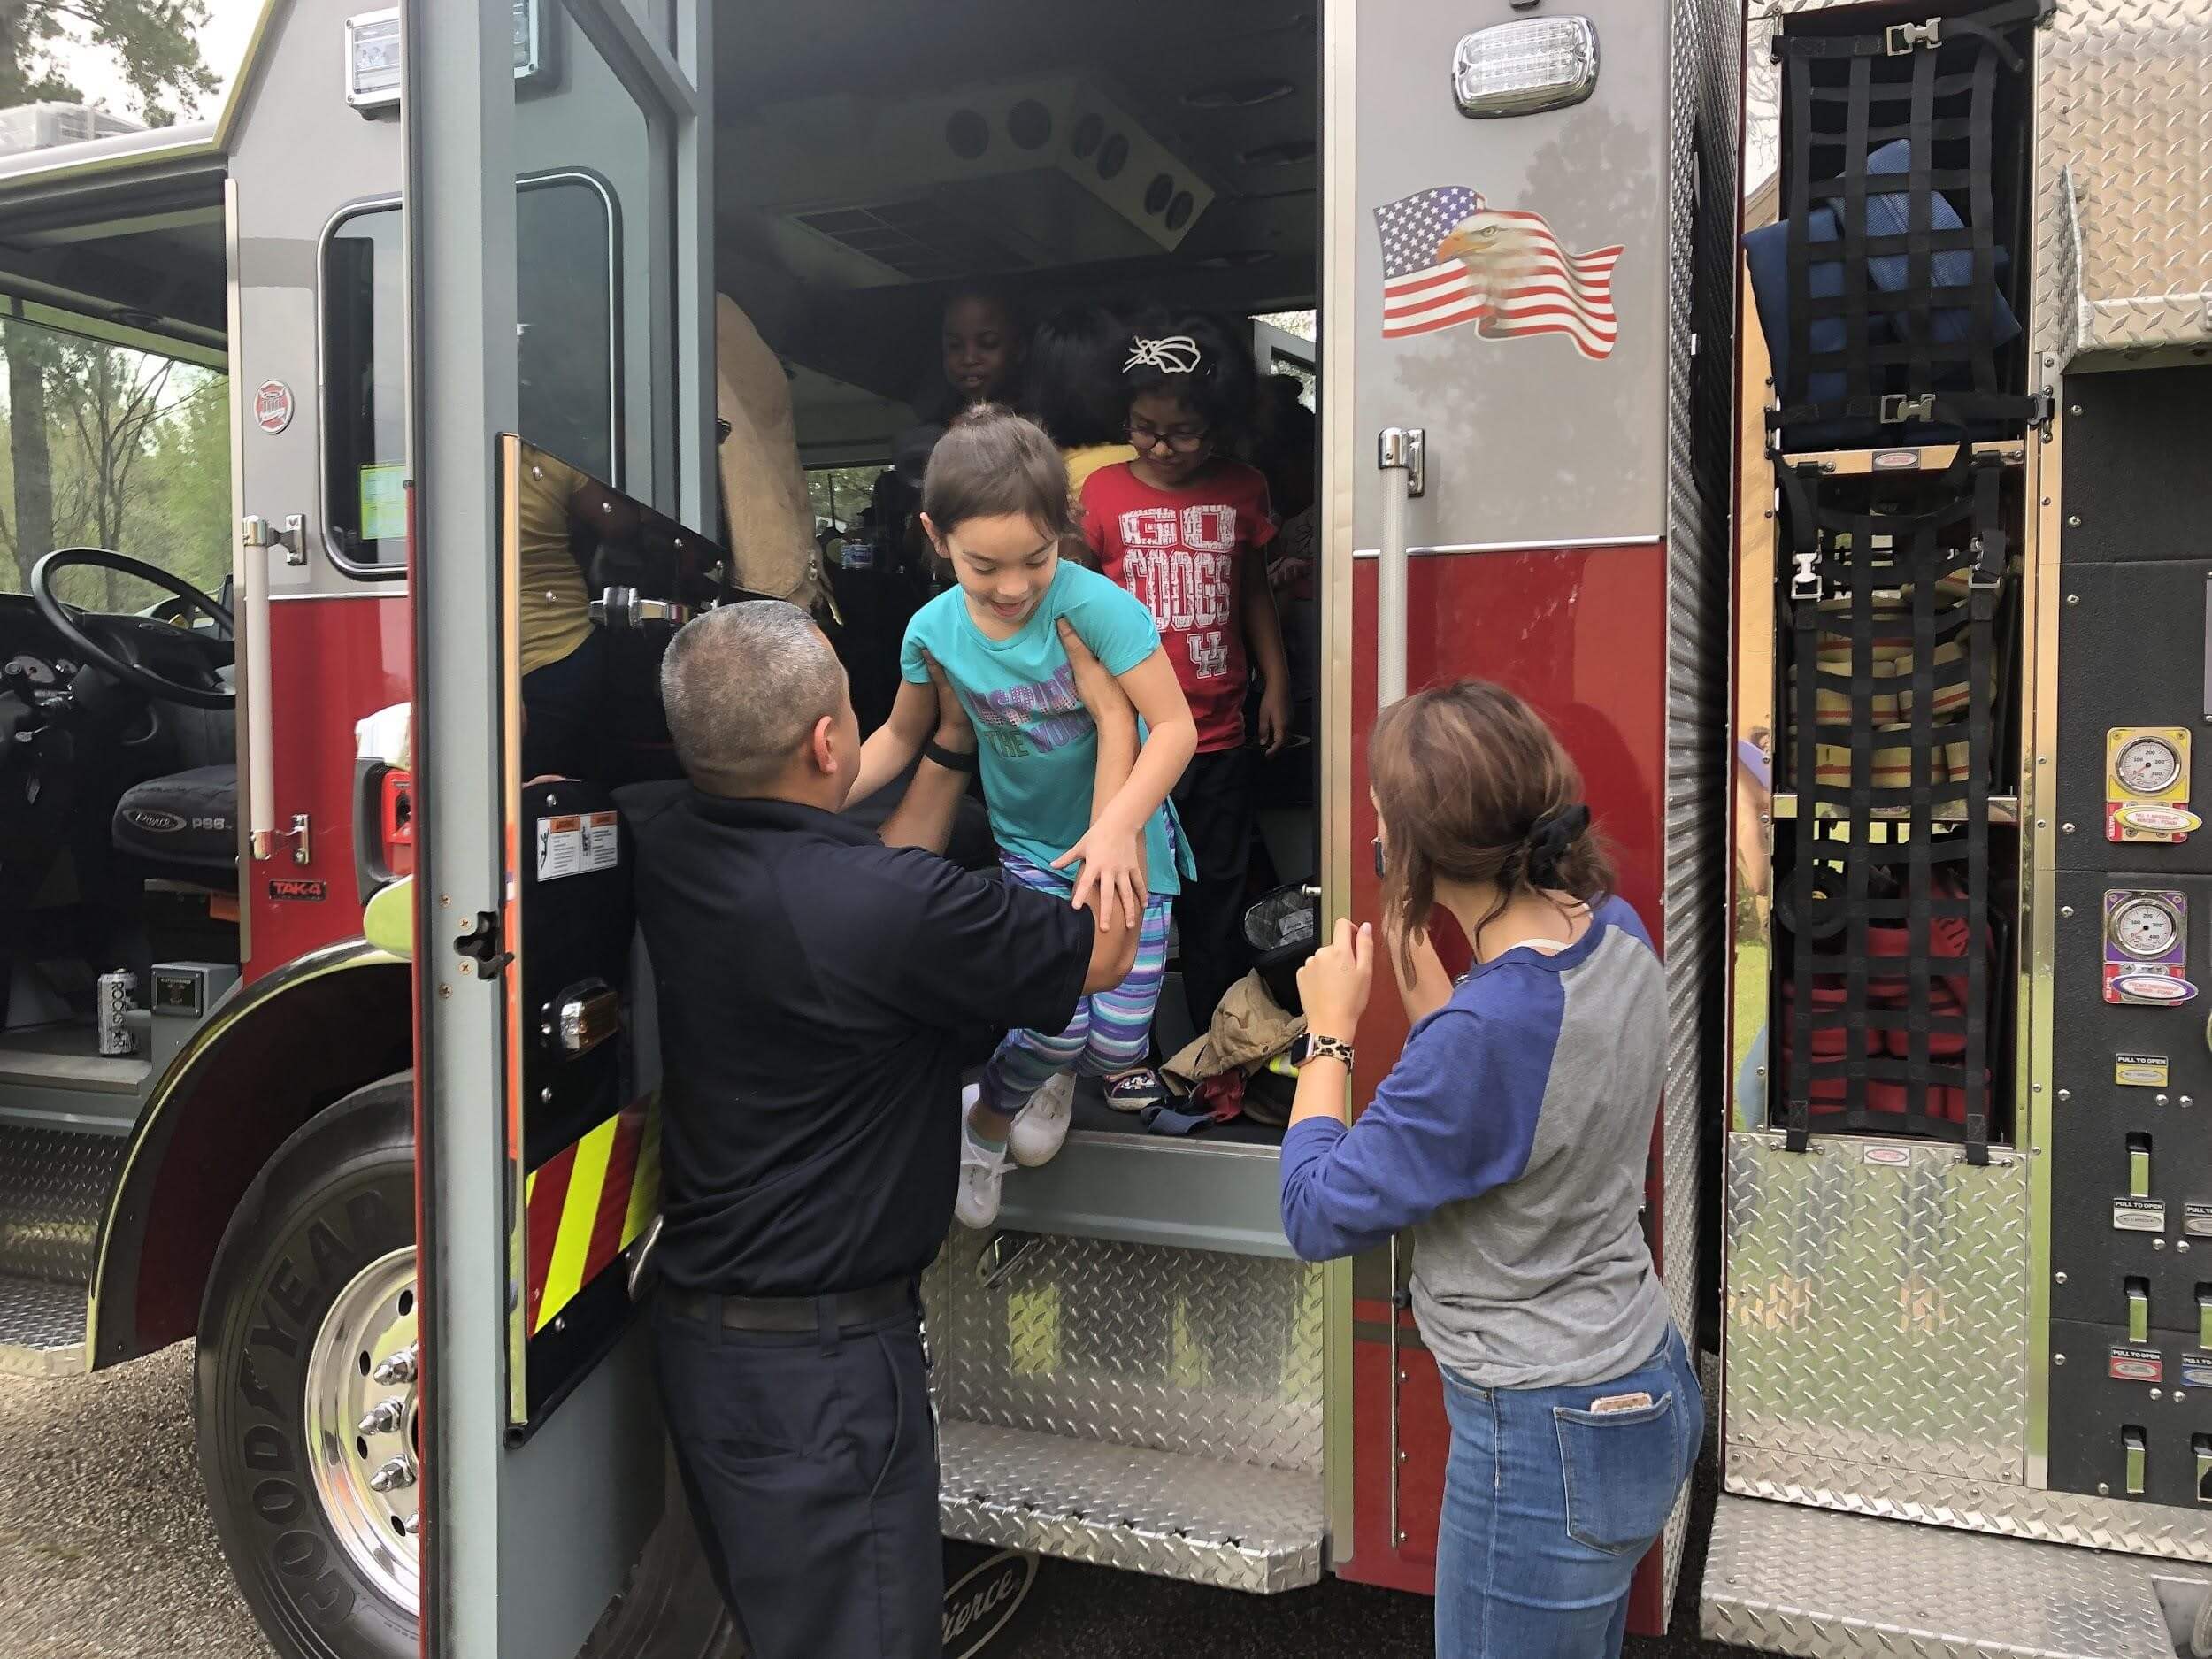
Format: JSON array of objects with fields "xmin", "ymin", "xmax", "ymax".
[
  {"xmin": 922, "ymin": 404, "xmax": 1072, "ymax": 541},
  {"xmin": 1370, "ymin": 680, "xmax": 1613, "ymax": 977}
]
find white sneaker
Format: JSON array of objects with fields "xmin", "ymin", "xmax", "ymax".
[
  {"xmin": 956, "ymin": 1094, "xmax": 1011, "ymax": 1229},
  {"xmin": 1008, "ymin": 1071, "xmax": 1076, "ymax": 1168}
]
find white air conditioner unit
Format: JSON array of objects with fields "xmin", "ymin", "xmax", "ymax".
[{"xmin": 721, "ymin": 76, "xmax": 1217, "ymax": 287}]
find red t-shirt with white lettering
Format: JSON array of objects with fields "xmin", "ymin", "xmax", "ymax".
[{"xmin": 1081, "ymin": 459, "xmax": 1277, "ymax": 753}]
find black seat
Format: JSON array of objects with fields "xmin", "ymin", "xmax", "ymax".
[{"xmin": 112, "ymin": 764, "xmax": 238, "ymax": 874}]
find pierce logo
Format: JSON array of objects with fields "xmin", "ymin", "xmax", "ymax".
[
  {"xmin": 941, "ymin": 1550, "xmax": 1034, "ymax": 1658},
  {"xmin": 254, "ymin": 380, "xmax": 294, "ymax": 434},
  {"xmin": 125, "ymin": 807, "xmax": 187, "ymax": 834},
  {"xmin": 267, "ymin": 877, "xmax": 327, "ymax": 902}
]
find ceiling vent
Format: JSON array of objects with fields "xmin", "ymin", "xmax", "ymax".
[{"xmin": 721, "ymin": 76, "xmax": 1217, "ymax": 288}]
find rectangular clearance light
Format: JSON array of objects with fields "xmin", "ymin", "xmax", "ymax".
[
  {"xmin": 1452, "ymin": 17, "xmax": 1600, "ymax": 119},
  {"xmin": 346, "ymin": 2, "xmax": 554, "ymax": 114}
]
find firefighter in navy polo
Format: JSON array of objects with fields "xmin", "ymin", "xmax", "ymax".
[{"xmin": 619, "ymin": 600, "xmax": 1137, "ymax": 1659}]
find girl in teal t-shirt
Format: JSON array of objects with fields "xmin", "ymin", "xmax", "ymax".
[{"xmin": 849, "ymin": 408, "xmax": 1197, "ymax": 1227}]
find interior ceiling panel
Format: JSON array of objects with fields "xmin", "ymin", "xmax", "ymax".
[{"xmin": 715, "ymin": 2, "xmax": 1318, "ymax": 439}]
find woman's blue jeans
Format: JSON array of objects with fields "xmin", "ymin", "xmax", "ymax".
[{"xmin": 1434, "ymin": 1323, "xmax": 1702, "ymax": 1659}]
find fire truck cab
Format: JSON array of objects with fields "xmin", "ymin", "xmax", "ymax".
[{"xmin": 4, "ymin": 1, "xmax": 2204, "ymax": 1657}]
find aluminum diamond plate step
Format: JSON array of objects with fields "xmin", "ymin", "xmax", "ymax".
[
  {"xmin": 937, "ymin": 1420, "xmax": 1325, "ymax": 1594},
  {"xmin": 0, "ymin": 1271, "xmax": 90, "ymax": 1378},
  {"xmin": 0, "ymin": 1123, "xmax": 123, "ymax": 1379},
  {"xmin": 1702, "ymin": 1495, "xmax": 2212, "ymax": 1659}
]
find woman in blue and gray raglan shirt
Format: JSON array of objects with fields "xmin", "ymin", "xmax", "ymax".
[{"xmin": 1280, "ymin": 680, "xmax": 1701, "ymax": 1659}]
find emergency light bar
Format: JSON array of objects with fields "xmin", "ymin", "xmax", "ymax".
[
  {"xmin": 1451, "ymin": 17, "xmax": 1600, "ymax": 119},
  {"xmin": 345, "ymin": 2, "xmax": 557, "ymax": 114}
]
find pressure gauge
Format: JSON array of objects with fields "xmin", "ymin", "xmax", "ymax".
[
  {"xmin": 2109, "ymin": 895, "xmax": 2183, "ymax": 961},
  {"xmin": 2115, "ymin": 734, "xmax": 2183, "ymax": 798}
]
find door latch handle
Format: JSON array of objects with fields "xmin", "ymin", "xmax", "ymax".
[{"xmin": 452, "ymin": 911, "xmax": 513, "ymax": 979}]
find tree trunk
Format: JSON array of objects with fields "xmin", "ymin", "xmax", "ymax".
[{"xmin": 4, "ymin": 319, "xmax": 55, "ymax": 590}]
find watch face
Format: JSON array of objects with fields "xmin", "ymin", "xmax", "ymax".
[
  {"xmin": 2116, "ymin": 735, "xmax": 2182, "ymax": 797},
  {"xmin": 2110, "ymin": 895, "xmax": 2181, "ymax": 960}
]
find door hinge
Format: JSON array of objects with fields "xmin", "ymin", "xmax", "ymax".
[{"xmin": 452, "ymin": 911, "xmax": 513, "ymax": 979}]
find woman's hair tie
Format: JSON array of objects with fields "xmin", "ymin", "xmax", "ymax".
[
  {"xmin": 1125, "ymin": 334, "xmax": 1203, "ymax": 374},
  {"xmin": 1523, "ymin": 803, "xmax": 1590, "ymax": 890}
]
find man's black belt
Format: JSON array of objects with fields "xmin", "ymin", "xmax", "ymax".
[{"xmin": 664, "ymin": 1278, "xmax": 914, "ymax": 1333}]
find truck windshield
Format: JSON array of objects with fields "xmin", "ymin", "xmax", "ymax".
[
  {"xmin": 322, "ymin": 173, "xmax": 618, "ymax": 573},
  {"xmin": 0, "ymin": 307, "xmax": 229, "ymax": 612}
]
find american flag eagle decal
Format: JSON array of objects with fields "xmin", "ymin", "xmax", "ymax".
[{"xmin": 1376, "ymin": 186, "xmax": 1624, "ymax": 360}]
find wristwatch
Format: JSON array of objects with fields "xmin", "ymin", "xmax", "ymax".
[{"xmin": 1292, "ymin": 1033, "xmax": 1355, "ymax": 1070}]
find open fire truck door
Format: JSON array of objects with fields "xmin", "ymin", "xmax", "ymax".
[
  {"xmin": 1701, "ymin": 2, "xmax": 2212, "ymax": 1655},
  {"xmin": 402, "ymin": 6, "xmax": 725, "ymax": 1656}
]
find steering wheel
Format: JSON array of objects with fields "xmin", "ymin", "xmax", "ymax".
[{"xmin": 29, "ymin": 547, "xmax": 235, "ymax": 710}]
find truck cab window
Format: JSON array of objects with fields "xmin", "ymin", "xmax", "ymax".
[{"xmin": 322, "ymin": 176, "xmax": 617, "ymax": 573}]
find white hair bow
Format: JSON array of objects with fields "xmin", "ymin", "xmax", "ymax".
[{"xmin": 1125, "ymin": 334, "xmax": 1203, "ymax": 374}]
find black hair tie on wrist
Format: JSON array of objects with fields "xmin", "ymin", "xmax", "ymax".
[{"xmin": 1522, "ymin": 803, "xmax": 1590, "ymax": 890}]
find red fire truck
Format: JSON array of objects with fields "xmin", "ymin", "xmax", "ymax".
[{"xmin": 0, "ymin": 3, "xmax": 2205, "ymax": 1658}]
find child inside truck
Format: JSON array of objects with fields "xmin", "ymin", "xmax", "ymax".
[
  {"xmin": 1081, "ymin": 312, "xmax": 1294, "ymax": 1040},
  {"xmin": 847, "ymin": 406, "xmax": 1198, "ymax": 1225}
]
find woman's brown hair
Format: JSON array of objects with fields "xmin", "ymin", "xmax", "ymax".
[
  {"xmin": 922, "ymin": 403, "xmax": 1072, "ymax": 541},
  {"xmin": 1370, "ymin": 680, "xmax": 1614, "ymax": 977}
]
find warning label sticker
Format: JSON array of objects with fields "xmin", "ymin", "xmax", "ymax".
[{"xmin": 535, "ymin": 811, "xmax": 619, "ymax": 882}]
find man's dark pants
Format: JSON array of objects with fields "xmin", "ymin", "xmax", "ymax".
[{"xmin": 652, "ymin": 1290, "xmax": 941, "ymax": 1659}]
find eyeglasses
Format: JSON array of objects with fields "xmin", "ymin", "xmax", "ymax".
[{"xmin": 1127, "ymin": 422, "xmax": 1211, "ymax": 455}]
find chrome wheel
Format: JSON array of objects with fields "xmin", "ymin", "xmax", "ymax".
[{"xmin": 303, "ymin": 1246, "xmax": 420, "ymax": 1610}]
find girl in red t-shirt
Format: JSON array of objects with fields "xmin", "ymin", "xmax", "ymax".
[{"xmin": 1081, "ymin": 312, "xmax": 1294, "ymax": 1075}]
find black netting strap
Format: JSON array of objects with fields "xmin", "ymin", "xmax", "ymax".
[
  {"xmin": 1772, "ymin": 11, "xmax": 2039, "ymax": 447},
  {"xmin": 1774, "ymin": 0, "xmax": 2054, "ymax": 71},
  {"xmin": 1778, "ymin": 453, "xmax": 2006, "ymax": 1160},
  {"xmin": 1770, "ymin": 388, "xmax": 2042, "ymax": 436},
  {"xmin": 1786, "ymin": 487, "xmax": 1824, "ymax": 1153}
]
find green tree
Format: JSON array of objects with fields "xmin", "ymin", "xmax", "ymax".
[
  {"xmin": 0, "ymin": 320, "xmax": 228, "ymax": 611},
  {"xmin": 1, "ymin": 2, "xmax": 216, "ymax": 593},
  {"xmin": 0, "ymin": 0, "xmax": 218, "ymax": 128}
]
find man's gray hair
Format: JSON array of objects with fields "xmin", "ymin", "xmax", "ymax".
[{"xmin": 661, "ymin": 600, "xmax": 844, "ymax": 792}]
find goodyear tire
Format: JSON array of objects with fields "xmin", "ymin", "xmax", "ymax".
[
  {"xmin": 196, "ymin": 1077, "xmax": 733, "ymax": 1659},
  {"xmin": 196, "ymin": 1078, "xmax": 419, "ymax": 1659}
]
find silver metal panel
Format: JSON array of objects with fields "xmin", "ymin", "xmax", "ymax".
[
  {"xmin": 1701, "ymin": 1494, "xmax": 2210, "ymax": 1659},
  {"xmin": 1662, "ymin": 0, "xmax": 1741, "ymax": 1616},
  {"xmin": 924, "ymin": 1230, "xmax": 1325, "ymax": 1478},
  {"xmin": 1724, "ymin": 1133, "xmax": 2031, "ymax": 1485},
  {"xmin": 1352, "ymin": 0, "xmax": 1676, "ymax": 554},
  {"xmin": 937, "ymin": 1422, "xmax": 1325, "ymax": 1595},
  {"xmin": 2032, "ymin": 0, "xmax": 2212, "ymax": 364},
  {"xmin": 1726, "ymin": 1446, "xmax": 2212, "ymax": 1563},
  {"xmin": 994, "ymin": 1134, "xmax": 1294, "ymax": 1260},
  {"xmin": 0, "ymin": 1271, "xmax": 90, "ymax": 1379},
  {"xmin": 0, "ymin": 1124, "xmax": 126, "ymax": 1286}
]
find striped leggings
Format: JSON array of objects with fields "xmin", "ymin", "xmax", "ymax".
[{"xmin": 980, "ymin": 858, "xmax": 1172, "ymax": 1115}]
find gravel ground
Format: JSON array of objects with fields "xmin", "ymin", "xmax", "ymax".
[
  {"xmin": 1, "ymin": 1343, "xmax": 1741, "ymax": 1659},
  {"xmin": 0, "ymin": 1342, "xmax": 273, "ymax": 1659}
]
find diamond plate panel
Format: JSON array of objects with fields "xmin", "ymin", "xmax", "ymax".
[
  {"xmin": 2033, "ymin": 0, "xmax": 2212, "ymax": 363},
  {"xmin": 1727, "ymin": 1445, "xmax": 2212, "ymax": 1561},
  {"xmin": 0, "ymin": 1271, "xmax": 89, "ymax": 1378},
  {"xmin": 937, "ymin": 1422, "xmax": 1325, "ymax": 1594},
  {"xmin": 0, "ymin": 1124, "xmax": 124, "ymax": 1286},
  {"xmin": 1702, "ymin": 1495, "xmax": 2211, "ymax": 1658},
  {"xmin": 922, "ymin": 1230, "xmax": 1325, "ymax": 1476},
  {"xmin": 1664, "ymin": 0, "xmax": 1742, "ymax": 1613},
  {"xmin": 1724, "ymin": 1133, "xmax": 2031, "ymax": 1484}
]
